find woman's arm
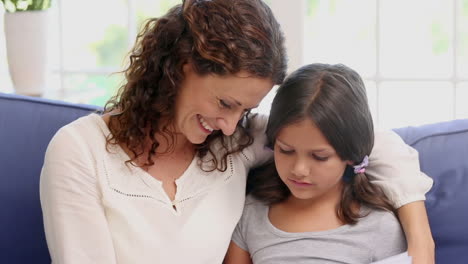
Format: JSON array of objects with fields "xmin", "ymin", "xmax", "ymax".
[
  {"xmin": 397, "ymin": 201, "xmax": 435, "ymax": 264},
  {"xmin": 40, "ymin": 126, "xmax": 117, "ymax": 263},
  {"xmin": 224, "ymin": 241, "xmax": 253, "ymax": 264},
  {"xmin": 367, "ymin": 131, "xmax": 434, "ymax": 263}
]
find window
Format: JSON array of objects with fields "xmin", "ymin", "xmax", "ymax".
[
  {"xmin": 48, "ymin": 0, "xmax": 180, "ymax": 106},
  {"xmin": 289, "ymin": 0, "xmax": 467, "ymax": 129},
  {"xmin": 1, "ymin": 0, "xmax": 467, "ymax": 129}
]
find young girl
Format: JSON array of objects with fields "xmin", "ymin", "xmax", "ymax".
[{"xmin": 224, "ymin": 63, "xmax": 408, "ymax": 263}]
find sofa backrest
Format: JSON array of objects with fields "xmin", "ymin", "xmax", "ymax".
[
  {"xmin": 0, "ymin": 93, "xmax": 99, "ymax": 263},
  {"xmin": 1, "ymin": 92, "xmax": 467, "ymax": 263},
  {"xmin": 394, "ymin": 119, "xmax": 468, "ymax": 264}
]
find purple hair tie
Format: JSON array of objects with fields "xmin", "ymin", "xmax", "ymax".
[{"xmin": 353, "ymin": 155, "xmax": 369, "ymax": 174}]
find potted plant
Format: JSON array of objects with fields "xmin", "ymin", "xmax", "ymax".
[{"xmin": 1, "ymin": 0, "xmax": 52, "ymax": 96}]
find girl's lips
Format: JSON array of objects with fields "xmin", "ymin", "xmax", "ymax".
[{"xmin": 288, "ymin": 178, "xmax": 314, "ymax": 187}]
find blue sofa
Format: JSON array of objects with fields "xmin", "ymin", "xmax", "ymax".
[{"xmin": 1, "ymin": 92, "xmax": 467, "ymax": 263}]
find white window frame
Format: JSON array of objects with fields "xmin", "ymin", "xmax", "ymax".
[{"xmin": 269, "ymin": 0, "xmax": 467, "ymax": 127}]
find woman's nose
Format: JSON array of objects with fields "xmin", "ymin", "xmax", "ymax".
[{"xmin": 216, "ymin": 114, "xmax": 240, "ymax": 136}]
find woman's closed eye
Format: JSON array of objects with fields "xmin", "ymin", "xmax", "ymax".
[{"xmin": 218, "ymin": 98, "xmax": 232, "ymax": 109}]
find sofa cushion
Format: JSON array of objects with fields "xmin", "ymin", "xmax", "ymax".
[
  {"xmin": 0, "ymin": 93, "xmax": 99, "ymax": 263},
  {"xmin": 394, "ymin": 119, "xmax": 468, "ymax": 264}
]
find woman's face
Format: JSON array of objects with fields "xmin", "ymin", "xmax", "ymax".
[
  {"xmin": 274, "ymin": 118, "xmax": 351, "ymax": 203},
  {"xmin": 174, "ymin": 64, "xmax": 273, "ymax": 144}
]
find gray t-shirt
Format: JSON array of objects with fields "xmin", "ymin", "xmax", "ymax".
[{"xmin": 231, "ymin": 196, "xmax": 407, "ymax": 264}]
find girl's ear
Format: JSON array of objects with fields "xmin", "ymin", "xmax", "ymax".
[{"xmin": 346, "ymin": 160, "xmax": 354, "ymax": 166}]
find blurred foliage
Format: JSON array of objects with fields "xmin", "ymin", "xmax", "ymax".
[
  {"xmin": 307, "ymin": 0, "xmax": 319, "ymax": 17},
  {"xmin": 87, "ymin": 74, "xmax": 124, "ymax": 106},
  {"xmin": 65, "ymin": 73, "xmax": 124, "ymax": 106},
  {"xmin": 307, "ymin": 0, "xmax": 337, "ymax": 16},
  {"xmin": 1, "ymin": 0, "xmax": 51, "ymax": 12},
  {"xmin": 431, "ymin": 22, "xmax": 449, "ymax": 55},
  {"xmin": 136, "ymin": 0, "xmax": 179, "ymax": 30},
  {"xmin": 70, "ymin": 0, "xmax": 184, "ymax": 106},
  {"xmin": 90, "ymin": 25, "xmax": 128, "ymax": 68}
]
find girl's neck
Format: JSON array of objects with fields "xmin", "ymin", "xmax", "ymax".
[
  {"xmin": 284, "ymin": 183, "xmax": 343, "ymax": 212},
  {"xmin": 268, "ymin": 184, "xmax": 347, "ymax": 233}
]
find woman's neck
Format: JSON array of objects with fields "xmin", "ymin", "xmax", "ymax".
[{"xmin": 103, "ymin": 112, "xmax": 195, "ymax": 163}]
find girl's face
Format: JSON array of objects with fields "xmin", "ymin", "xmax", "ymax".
[
  {"xmin": 174, "ymin": 64, "xmax": 273, "ymax": 144},
  {"xmin": 274, "ymin": 118, "xmax": 351, "ymax": 203}
]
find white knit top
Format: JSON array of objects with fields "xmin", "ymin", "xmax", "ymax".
[{"xmin": 40, "ymin": 114, "xmax": 433, "ymax": 264}]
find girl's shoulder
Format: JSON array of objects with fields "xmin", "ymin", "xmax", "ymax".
[
  {"xmin": 243, "ymin": 194, "xmax": 268, "ymax": 214},
  {"xmin": 236, "ymin": 195, "xmax": 269, "ymax": 231},
  {"xmin": 357, "ymin": 207, "xmax": 400, "ymax": 232}
]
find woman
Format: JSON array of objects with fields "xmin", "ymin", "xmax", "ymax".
[{"xmin": 40, "ymin": 0, "xmax": 434, "ymax": 263}]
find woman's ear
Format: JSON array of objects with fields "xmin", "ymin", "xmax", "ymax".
[
  {"xmin": 182, "ymin": 63, "xmax": 192, "ymax": 74},
  {"xmin": 346, "ymin": 160, "xmax": 354, "ymax": 166}
]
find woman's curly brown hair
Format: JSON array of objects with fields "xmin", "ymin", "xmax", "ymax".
[{"xmin": 103, "ymin": 0, "xmax": 287, "ymax": 171}]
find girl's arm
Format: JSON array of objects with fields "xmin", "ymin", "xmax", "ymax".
[
  {"xmin": 397, "ymin": 201, "xmax": 435, "ymax": 264},
  {"xmin": 367, "ymin": 131, "xmax": 434, "ymax": 263},
  {"xmin": 224, "ymin": 241, "xmax": 253, "ymax": 264}
]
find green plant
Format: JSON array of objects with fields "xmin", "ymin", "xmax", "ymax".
[{"xmin": 1, "ymin": 0, "xmax": 51, "ymax": 12}]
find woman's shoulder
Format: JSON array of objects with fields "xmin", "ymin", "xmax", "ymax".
[
  {"xmin": 47, "ymin": 113, "xmax": 109, "ymax": 156},
  {"xmin": 236, "ymin": 114, "xmax": 272, "ymax": 167},
  {"xmin": 55, "ymin": 113, "xmax": 108, "ymax": 141},
  {"xmin": 247, "ymin": 113, "xmax": 269, "ymax": 135}
]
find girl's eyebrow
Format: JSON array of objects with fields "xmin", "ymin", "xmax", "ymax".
[
  {"xmin": 276, "ymin": 139, "xmax": 331, "ymax": 152},
  {"xmin": 276, "ymin": 139, "xmax": 291, "ymax": 147}
]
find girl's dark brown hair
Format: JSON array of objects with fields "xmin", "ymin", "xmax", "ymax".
[
  {"xmin": 103, "ymin": 0, "xmax": 286, "ymax": 170},
  {"xmin": 248, "ymin": 63, "xmax": 395, "ymax": 225}
]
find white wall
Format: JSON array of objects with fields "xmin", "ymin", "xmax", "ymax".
[{"xmin": 0, "ymin": 6, "xmax": 14, "ymax": 93}]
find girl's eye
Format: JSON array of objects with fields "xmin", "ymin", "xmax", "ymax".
[
  {"xmin": 312, "ymin": 154, "xmax": 329, "ymax": 161},
  {"xmin": 219, "ymin": 99, "xmax": 232, "ymax": 109},
  {"xmin": 278, "ymin": 147, "xmax": 294, "ymax": 155}
]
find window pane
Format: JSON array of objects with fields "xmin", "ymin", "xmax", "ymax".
[
  {"xmin": 458, "ymin": 0, "xmax": 468, "ymax": 78},
  {"xmin": 456, "ymin": 82, "xmax": 468, "ymax": 119},
  {"xmin": 380, "ymin": 0, "xmax": 453, "ymax": 78},
  {"xmin": 364, "ymin": 81, "xmax": 378, "ymax": 126},
  {"xmin": 43, "ymin": 73, "xmax": 62, "ymax": 99},
  {"xmin": 49, "ymin": 4, "xmax": 60, "ymax": 74},
  {"xmin": 62, "ymin": 73, "xmax": 124, "ymax": 106},
  {"xmin": 378, "ymin": 82, "xmax": 454, "ymax": 129},
  {"xmin": 254, "ymin": 86, "xmax": 278, "ymax": 116},
  {"xmin": 304, "ymin": 0, "xmax": 376, "ymax": 78},
  {"xmin": 61, "ymin": 0, "xmax": 129, "ymax": 70},
  {"xmin": 136, "ymin": 0, "xmax": 180, "ymax": 30}
]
